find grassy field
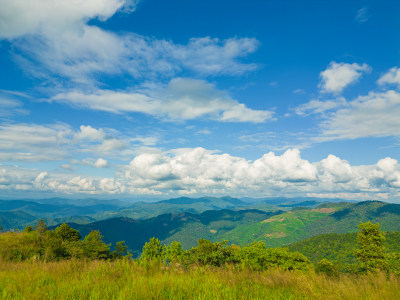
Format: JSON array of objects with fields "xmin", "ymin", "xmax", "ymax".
[{"xmin": 0, "ymin": 259, "xmax": 399, "ymax": 299}]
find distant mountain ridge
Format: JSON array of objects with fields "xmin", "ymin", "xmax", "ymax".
[
  {"xmin": 62, "ymin": 209, "xmax": 278, "ymax": 255},
  {"xmin": 57, "ymin": 200, "xmax": 400, "ymax": 255}
]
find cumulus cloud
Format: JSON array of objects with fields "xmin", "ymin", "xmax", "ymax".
[
  {"xmin": 120, "ymin": 148, "xmax": 400, "ymax": 199},
  {"xmin": 378, "ymin": 67, "xmax": 400, "ymax": 89},
  {"xmin": 75, "ymin": 125, "xmax": 106, "ymax": 141},
  {"xmin": 319, "ymin": 62, "xmax": 371, "ymax": 94},
  {"xmin": 51, "ymin": 78, "xmax": 273, "ymax": 123},
  {"xmin": 94, "ymin": 158, "xmax": 109, "ymax": 168},
  {"xmin": 2, "ymin": 148, "xmax": 400, "ymax": 200},
  {"xmin": 318, "ymin": 90, "xmax": 400, "ymax": 141}
]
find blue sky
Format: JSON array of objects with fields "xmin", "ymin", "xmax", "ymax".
[{"xmin": 1, "ymin": 0, "xmax": 400, "ymax": 201}]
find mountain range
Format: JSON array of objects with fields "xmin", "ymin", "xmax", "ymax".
[{"xmin": 1, "ymin": 196, "xmax": 400, "ymax": 258}]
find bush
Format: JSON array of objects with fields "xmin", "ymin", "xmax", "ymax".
[
  {"xmin": 316, "ymin": 259, "xmax": 339, "ymax": 277},
  {"xmin": 140, "ymin": 237, "xmax": 166, "ymax": 262}
]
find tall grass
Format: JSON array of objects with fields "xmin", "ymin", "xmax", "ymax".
[{"xmin": 0, "ymin": 259, "xmax": 399, "ymax": 299}]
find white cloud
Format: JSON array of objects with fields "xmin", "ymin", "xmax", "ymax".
[
  {"xmin": 0, "ymin": 90, "xmax": 30, "ymax": 117},
  {"xmin": 124, "ymin": 148, "xmax": 317, "ymax": 194},
  {"xmin": 0, "ymin": 0, "xmax": 136, "ymax": 39},
  {"xmin": 319, "ymin": 62, "xmax": 371, "ymax": 94},
  {"xmin": 94, "ymin": 158, "xmax": 109, "ymax": 168},
  {"xmin": 318, "ymin": 90, "xmax": 400, "ymax": 141},
  {"xmin": 1, "ymin": 0, "xmax": 259, "ymax": 86},
  {"xmin": 292, "ymin": 89, "xmax": 306, "ymax": 95},
  {"xmin": 378, "ymin": 67, "xmax": 400, "ymax": 89},
  {"xmin": 295, "ymin": 98, "xmax": 347, "ymax": 116},
  {"xmin": 75, "ymin": 125, "xmax": 106, "ymax": 141},
  {"xmin": 0, "ymin": 123, "xmax": 73, "ymax": 161},
  {"xmin": 121, "ymin": 148, "xmax": 400, "ymax": 198},
  {"xmin": 0, "ymin": 98, "xmax": 28, "ymax": 117},
  {"xmin": 2, "ymin": 148, "xmax": 400, "ymax": 200},
  {"xmin": 355, "ymin": 7, "xmax": 370, "ymax": 24},
  {"xmin": 16, "ymin": 29, "xmax": 259, "ymax": 85},
  {"xmin": 51, "ymin": 78, "xmax": 274, "ymax": 123},
  {"xmin": 0, "ymin": 123, "xmax": 148, "ymax": 162}
]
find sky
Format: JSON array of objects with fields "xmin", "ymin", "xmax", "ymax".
[{"xmin": 0, "ymin": 0, "xmax": 400, "ymax": 201}]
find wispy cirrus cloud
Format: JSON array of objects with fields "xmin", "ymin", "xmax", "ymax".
[
  {"xmin": 0, "ymin": 90, "xmax": 30, "ymax": 117},
  {"xmin": 15, "ymin": 29, "xmax": 259, "ymax": 86},
  {"xmin": 355, "ymin": 7, "xmax": 370, "ymax": 24},
  {"xmin": 294, "ymin": 97, "xmax": 347, "ymax": 116},
  {"xmin": 1, "ymin": 0, "xmax": 259, "ymax": 87},
  {"xmin": 51, "ymin": 78, "xmax": 274, "ymax": 123},
  {"xmin": 0, "ymin": 123, "xmax": 154, "ymax": 162}
]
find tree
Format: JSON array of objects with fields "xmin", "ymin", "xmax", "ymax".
[
  {"xmin": 140, "ymin": 237, "xmax": 166, "ymax": 261},
  {"xmin": 83, "ymin": 230, "xmax": 111, "ymax": 259},
  {"xmin": 166, "ymin": 241, "xmax": 185, "ymax": 264},
  {"xmin": 113, "ymin": 241, "xmax": 130, "ymax": 259},
  {"xmin": 24, "ymin": 225, "xmax": 33, "ymax": 233},
  {"xmin": 354, "ymin": 221, "xmax": 387, "ymax": 272},
  {"xmin": 35, "ymin": 219, "xmax": 48, "ymax": 235},
  {"xmin": 188, "ymin": 239, "xmax": 237, "ymax": 267},
  {"xmin": 55, "ymin": 223, "xmax": 81, "ymax": 242}
]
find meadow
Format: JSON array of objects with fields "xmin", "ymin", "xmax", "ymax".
[{"xmin": 1, "ymin": 259, "xmax": 399, "ymax": 300}]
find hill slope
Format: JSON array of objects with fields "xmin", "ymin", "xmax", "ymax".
[
  {"xmin": 288, "ymin": 231, "xmax": 400, "ymax": 266},
  {"xmin": 65, "ymin": 209, "xmax": 278, "ymax": 255}
]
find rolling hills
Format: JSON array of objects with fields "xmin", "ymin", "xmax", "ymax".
[{"xmin": 58, "ymin": 200, "xmax": 400, "ymax": 255}]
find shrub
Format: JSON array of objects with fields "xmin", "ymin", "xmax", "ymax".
[
  {"xmin": 140, "ymin": 237, "xmax": 166, "ymax": 262},
  {"xmin": 316, "ymin": 259, "xmax": 339, "ymax": 277}
]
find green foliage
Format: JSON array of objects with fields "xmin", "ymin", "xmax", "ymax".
[
  {"xmin": 140, "ymin": 237, "xmax": 166, "ymax": 261},
  {"xmin": 113, "ymin": 241, "xmax": 130, "ymax": 259},
  {"xmin": 83, "ymin": 230, "xmax": 111, "ymax": 260},
  {"xmin": 354, "ymin": 221, "xmax": 387, "ymax": 272},
  {"xmin": 165, "ymin": 241, "xmax": 184, "ymax": 264},
  {"xmin": 221, "ymin": 208, "xmax": 335, "ymax": 248},
  {"xmin": 237, "ymin": 241, "xmax": 311, "ymax": 271},
  {"xmin": 288, "ymin": 231, "xmax": 400, "ymax": 272},
  {"xmin": 24, "ymin": 225, "xmax": 33, "ymax": 233},
  {"xmin": 237, "ymin": 241, "xmax": 269, "ymax": 271},
  {"xmin": 0, "ymin": 231, "xmax": 42, "ymax": 261},
  {"xmin": 35, "ymin": 219, "xmax": 48, "ymax": 235},
  {"xmin": 315, "ymin": 259, "xmax": 339, "ymax": 277},
  {"xmin": 188, "ymin": 239, "xmax": 238, "ymax": 267},
  {"xmin": 386, "ymin": 252, "xmax": 400, "ymax": 276},
  {"xmin": 264, "ymin": 247, "xmax": 311, "ymax": 271},
  {"xmin": 55, "ymin": 223, "xmax": 81, "ymax": 242},
  {"xmin": 42, "ymin": 230, "xmax": 68, "ymax": 261}
]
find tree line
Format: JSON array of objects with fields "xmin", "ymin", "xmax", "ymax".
[{"xmin": 0, "ymin": 219, "xmax": 399, "ymax": 276}]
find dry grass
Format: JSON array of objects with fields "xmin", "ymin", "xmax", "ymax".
[{"xmin": 0, "ymin": 259, "xmax": 399, "ymax": 299}]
